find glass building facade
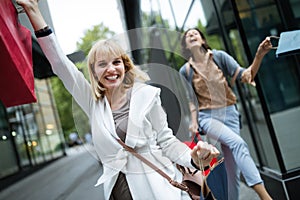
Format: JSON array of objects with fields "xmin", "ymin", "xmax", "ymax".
[{"xmin": 0, "ymin": 79, "xmax": 66, "ymax": 189}]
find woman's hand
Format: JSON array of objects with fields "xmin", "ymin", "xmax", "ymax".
[
  {"xmin": 16, "ymin": 0, "xmax": 39, "ymax": 11},
  {"xmin": 189, "ymin": 120, "xmax": 199, "ymax": 134},
  {"xmin": 16, "ymin": 0, "xmax": 47, "ymax": 31},
  {"xmin": 241, "ymin": 68, "xmax": 256, "ymax": 86},
  {"xmin": 191, "ymin": 141, "xmax": 220, "ymax": 168},
  {"xmin": 256, "ymin": 37, "xmax": 273, "ymax": 57}
]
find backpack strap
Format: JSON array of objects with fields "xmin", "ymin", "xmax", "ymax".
[
  {"xmin": 183, "ymin": 53, "xmax": 226, "ymax": 86},
  {"xmin": 212, "ymin": 50, "xmax": 241, "ymax": 88},
  {"xmin": 185, "ymin": 62, "xmax": 194, "ymax": 85},
  {"xmin": 212, "ymin": 54, "xmax": 232, "ymax": 87},
  {"xmin": 230, "ymin": 67, "xmax": 240, "ymax": 87}
]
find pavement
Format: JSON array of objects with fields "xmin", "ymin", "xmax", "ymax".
[{"xmin": 0, "ymin": 145, "xmax": 259, "ymax": 200}]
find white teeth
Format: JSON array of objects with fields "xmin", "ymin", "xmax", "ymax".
[{"xmin": 106, "ymin": 75, "xmax": 118, "ymax": 80}]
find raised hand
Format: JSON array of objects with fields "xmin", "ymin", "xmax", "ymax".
[
  {"xmin": 16, "ymin": 0, "xmax": 46, "ymax": 31},
  {"xmin": 256, "ymin": 36, "xmax": 273, "ymax": 57},
  {"xmin": 16, "ymin": 0, "xmax": 39, "ymax": 11}
]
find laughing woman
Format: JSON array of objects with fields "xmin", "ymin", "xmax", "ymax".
[{"xmin": 179, "ymin": 28, "xmax": 273, "ymax": 200}]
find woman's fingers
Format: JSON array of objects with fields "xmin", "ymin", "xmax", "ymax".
[
  {"xmin": 256, "ymin": 37, "xmax": 273, "ymax": 55},
  {"xmin": 264, "ymin": 37, "xmax": 273, "ymax": 49},
  {"xmin": 191, "ymin": 141, "xmax": 220, "ymax": 168},
  {"xmin": 210, "ymin": 146, "xmax": 220, "ymax": 157},
  {"xmin": 197, "ymin": 149, "xmax": 210, "ymax": 160},
  {"xmin": 193, "ymin": 141, "xmax": 220, "ymax": 159},
  {"xmin": 260, "ymin": 37, "xmax": 273, "ymax": 51},
  {"xmin": 16, "ymin": 0, "xmax": 39, "ymax": 8},
  {"xmin": 189, "ymin": 126, "xmax": 198, "ymax": 134}
]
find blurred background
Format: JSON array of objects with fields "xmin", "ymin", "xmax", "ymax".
[{"xmin": 1, "ymin": 0, "xmax": 300, "ymax": 199}]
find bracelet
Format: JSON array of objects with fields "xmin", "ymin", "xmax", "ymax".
[
  {"xmin": 199, "ymin": 164, "xmax": 210, "ymax": 171},
  {"xmin": 34, "ymin": 26, "xmax": 53, "ymax": 38},
  {"xmin": 191, "ymin": 159, "xmax": 199, "ymax": 169},
  {"xmin": 191, "ymin": 159, "xmax": 210, "ymax": 171}
]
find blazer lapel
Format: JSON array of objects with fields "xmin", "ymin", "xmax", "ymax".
[
  {"xmin": 126, "ymin": 83, "xmax": 159, "ymax": 148},
  {"xmin": 102, "ymin": 96, "xmax": 118, "ymax": 138}
]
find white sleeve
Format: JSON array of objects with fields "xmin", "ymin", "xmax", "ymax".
[
  {"xmin": 37, "ymin": 33, "xmax": 93, "ymax": 117},
  {"xmin": 149, "ymin": 95, "xmax": 193, "ymax": 168}
]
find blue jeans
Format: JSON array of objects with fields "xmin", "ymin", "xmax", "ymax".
[{"xmin": 198, "ymin": 105, "xmax": 263, "ymax": 200}]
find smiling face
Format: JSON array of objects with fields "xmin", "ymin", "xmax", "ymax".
[
  {"xmin": 94, "ymin": 54, "xmax": 125, "ymax": 92},
  {"xmin": 181, "ymin": 28, "xmax": 211, "ymax": 59},
  {"xmin": 87, "ymin": 39, "xmax": 135, "ymax": 99},
  {"xmin": 185, "ymin": 29, "xmax": 205, "ymax": 50}
]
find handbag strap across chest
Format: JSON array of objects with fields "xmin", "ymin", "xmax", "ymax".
[{"xmin": 115, "ymin": 138, "xmax": 189, "ymax": 191}]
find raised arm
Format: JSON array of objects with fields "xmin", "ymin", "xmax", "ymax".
[
  {"xmin": 17, "ymin": 0, "xmax": 93, "ymax": 116},
  {"xmin": 16, "ymin": 0, "xmax": 47, "ymax": 32},
  {"xmin": 241, "ymin": 37, "xmax": 273, "ymax": 84}
]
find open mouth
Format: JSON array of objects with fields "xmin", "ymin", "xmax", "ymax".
[
  {"xmin": 190, "ymin": 38, "xmax": 198, "ymax": 43},
  {"xmin": 105, "ymin": 75, "xmax": 119, "ymax": 80}
]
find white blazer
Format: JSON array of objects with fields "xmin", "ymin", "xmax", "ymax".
[{"xmin": 38, "ymin": 34, "xmax": 194, "ymax": 200}]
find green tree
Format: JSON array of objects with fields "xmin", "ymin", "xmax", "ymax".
[
  {"xmin": 196, "ymin": 21, "xmax": 222, "ymax": 50},
  {"xmin": 50, "ymin": 77, "xmax": 75, "ymax": 136},
  {"xmin": 76, "ymin": 23, "xmax": 115, "ymax": 56}
]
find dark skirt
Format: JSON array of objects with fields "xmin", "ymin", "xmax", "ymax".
[{"xmin": 109, "ymin": 172, "xmax": 133, "ymax": 200}]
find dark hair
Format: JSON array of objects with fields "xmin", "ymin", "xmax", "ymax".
[{"xmin": 181, "ymin": 28, "xmax": 211, "ymax": 59}]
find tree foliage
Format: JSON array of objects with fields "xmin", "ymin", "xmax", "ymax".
[
  {"xmin": 76, "ymin": 23, "xmax": 115, "ymax": 56},
  {"xmin": 50, "ymin": 77, "xmax": 74, "ymax": 136}
]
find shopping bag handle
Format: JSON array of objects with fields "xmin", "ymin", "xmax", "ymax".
[{"xmin": 269, "ymin": 36, "xmax": 280, "ymax": 49}]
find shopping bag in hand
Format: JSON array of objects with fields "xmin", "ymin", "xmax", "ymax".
[{"xmin": 184, "ymin": 132, "xmax": 228, "ymax": 200}]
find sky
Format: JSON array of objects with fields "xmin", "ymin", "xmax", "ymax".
[
  {"xmin": 47, "ymin": 0, "xmax": 206, "ymax": 55},
  {"xmin": 47, "ymin": 0, "xmax": 124, "ymax": 54}
]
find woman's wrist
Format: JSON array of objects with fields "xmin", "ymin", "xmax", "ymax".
[{"xmin": 34, "ymin": 25, "xmax": 52, "ymax": 38}]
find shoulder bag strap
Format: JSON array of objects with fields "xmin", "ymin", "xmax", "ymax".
[{"xmin": 116, "ymin": 138, "xmax": 189, "ymax": 191}]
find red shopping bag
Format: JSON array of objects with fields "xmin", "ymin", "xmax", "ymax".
[{"xmin": 0, "ymin": 0, "xmax": 36, "ymax": 107}]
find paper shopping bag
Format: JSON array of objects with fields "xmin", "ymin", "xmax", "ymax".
[
  {"xmin": 276, "ymin": 30, "xmax": 300, "ymax": 57},
  {"xmin": 0, "ymin": 0, "xmax": 36, "ymax": 107}
]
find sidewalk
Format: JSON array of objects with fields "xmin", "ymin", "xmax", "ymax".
[
  {"xmin": 0, "ymin": 145, "xmax": 104, "ymax": 200},
  {"xmin": 0, "ymin": 145, "xmax": 259, "ymax": 200}
]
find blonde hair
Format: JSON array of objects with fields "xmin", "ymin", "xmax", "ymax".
[{"xmin": 87, "ymin": 39, "xmax": 149, "ymax": 100}]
